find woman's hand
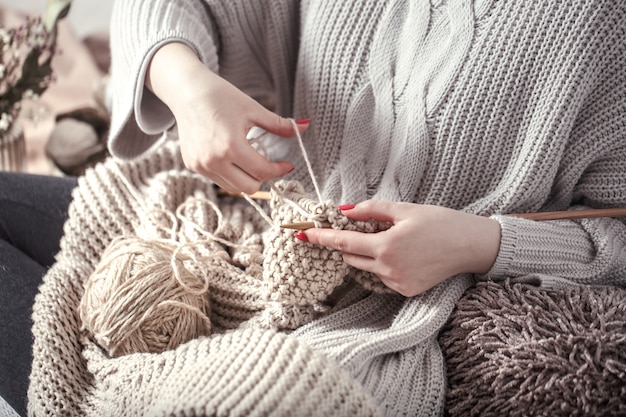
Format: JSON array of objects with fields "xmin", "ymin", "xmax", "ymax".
[
  {"xmin": 299, "ymin": 200, "xmax": 501, "ymax": 297},
  {"xmin": 146, "ymin": 42, "xmax": 309, "ymax": 194}
]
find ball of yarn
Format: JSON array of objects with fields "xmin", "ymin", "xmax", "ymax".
[{"xmin": 79, "ymin": 236, "xmax": 212, "ymax": 357}]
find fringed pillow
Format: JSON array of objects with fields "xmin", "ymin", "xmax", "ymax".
[{"xmin": 440, "ymin": 281, "xmax": 626, "ymax": 417}]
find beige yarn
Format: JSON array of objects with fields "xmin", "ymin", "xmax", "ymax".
[
  {"xmin": 78, "ymin": 178, "xmax": 392, "ymax": 357},
  {"xmin": 79, "ymin": 236, "xmax": 212, "ymax": 357}
]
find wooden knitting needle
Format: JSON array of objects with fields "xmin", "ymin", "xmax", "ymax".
[
  {"xmin": 280, "ymin": 207, "xmax": 626, "ymax": 231},
  {"xmin": 503, "ymin": 207, "xmax": 626, "ymax": 221},
  {"xmin": 217, "ymin": 189, "xmax": 272, "ymax": 200},
  {"xmin": 281, "ymin": 221, "xmax": 332, "ymax": 230},
  {"xmin": 214, "ymin": 188, "xmax": 626, "ymax": 228}
]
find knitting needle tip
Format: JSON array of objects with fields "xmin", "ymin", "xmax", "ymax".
[{"xmin": 280, "ymin": 221, "xmax": 332, "ymax": 230}]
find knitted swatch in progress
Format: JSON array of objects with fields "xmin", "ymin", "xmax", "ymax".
[{"xmin": 79, "ymin": 179, "xmax": 391, "ymax": 357}]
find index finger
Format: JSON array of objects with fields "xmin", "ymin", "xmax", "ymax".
[{"xmin": 301, "ymin": 228, "xmax": 377, "ymax": 258}]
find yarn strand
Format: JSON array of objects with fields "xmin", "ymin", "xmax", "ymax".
[
  {"xmin": 289, "ymin": 118, "xmax": 324, "ymax": 204},
  {"xmin": 243, "ymin": 119, "xmax": 330, "ymax": 229}
]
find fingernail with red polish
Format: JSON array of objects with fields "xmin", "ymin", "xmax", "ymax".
[
  {"xmin": 338, "ymin": 203, "xmax": 355, "ymax": 211},
  {"xmin": 294, "ymin": 231, "xmax": 309, "ymax": 242},
  {"xmin": 295, "ymin": 118, "xmax": 311, "ymax": 125}
]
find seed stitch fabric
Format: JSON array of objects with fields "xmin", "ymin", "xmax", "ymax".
[{"xmin": 28, "ymin": 0, "xmax": 626, "ymax": 416}]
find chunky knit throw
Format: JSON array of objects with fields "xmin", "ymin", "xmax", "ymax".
[
  {"xmin": 28, "ymin": 0, "xmax": 626, "ymax": 415},
  {"xmin": 78, "ymin": 173, "xmax": 393, "ymax": 358},
  {"xmin": 29, "ymin": 141, "xmax": 471, "ymax": 416}
]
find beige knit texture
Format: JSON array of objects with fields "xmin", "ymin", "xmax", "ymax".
[
  {"xmin": 77, "ymin": 166, "xmax": 391, "ymax": 358},
  {"xmin": 28, "ymin": 141, "xmax": 383, "ymax": 416},
  {"xmin": 29, "ymin": 0, "xmax": 626, "ymax": 415},
  {"xmin": 108, "ymin": 0, "xmax": 626, "ymax": 287}
]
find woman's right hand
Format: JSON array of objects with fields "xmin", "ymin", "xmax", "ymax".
[{"xmin": 146, "ymin": 42, "xmax": 309, "ymax": 195}]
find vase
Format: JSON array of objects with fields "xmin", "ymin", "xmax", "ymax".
[{"xmin": 0, "ymin": 122, "xmax": 26, "ymax": 172}]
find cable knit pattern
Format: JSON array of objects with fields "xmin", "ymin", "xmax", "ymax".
[
  {"xmin": 106, "ymin": 0, "xmax": 626, "ymax": 287},
  {"xmin": 28, "ymin": 0, "xmax": 626, "ymax": 416}
]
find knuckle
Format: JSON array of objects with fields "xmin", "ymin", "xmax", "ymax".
[
  {"xmin": 183, "ymin": 158, "xmax": 199, "ymax": 172},
  {"xmin": 200, "ymin": 145, "xmax": 233, "ymax": 170},
  {"xmin": 197, "ymin": 153, "xmax": 213, "ymax": 167},
  {"xmin": 277, "ymin": 114, "xmax": 290, "ymax": 129},
  {"xmin": 385, "ymin": 277, "xmax": 409, "ymax": 296},
  {"xmin": 377, "ymin": 265, "xmax": 395, "ymax": 283},
  {"xmin": 213, "ymin": 144, "xmax": 232, "ymax": 161},
  {"xmin": 183, "ymin": 155, "xmax": 204, "ymax": 173},
  {"xmin": 331, "ymin": 235, "xmax": 348, "ymax": 252},
  {"xmin": 376, "ymin": 246, "xmax": 394, "ymax": 264},
  {"xmin": 380, "ymin": 276, "xmax": 402, "ymax": 294},
  {"xmin": 396, "ymin": 286, "xmax": 413, "ymax": 297},
  {"xmin": 378, "ymin": 269, "xmax": 413, "ymax": 296}
]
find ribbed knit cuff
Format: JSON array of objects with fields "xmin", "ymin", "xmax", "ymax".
[
  {"xmin": 133, "ymin": 39, "xmax": 191, "ymax": 135},
  {"xmin": 480, "ymin": 214, "xmax": 601, "ymax": 286},
  {"xmin": 481, "ymin": 214, "xmax": 519, "ymax": 281}
]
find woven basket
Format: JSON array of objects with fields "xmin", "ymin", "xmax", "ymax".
[{"xmin": 0, "ymin": 122, "xmax": 26, "ymax": 172}]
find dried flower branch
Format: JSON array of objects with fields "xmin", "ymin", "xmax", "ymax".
[{"xmin": 0, "ymin": 15, "xmax": 55, "ymax": 131}]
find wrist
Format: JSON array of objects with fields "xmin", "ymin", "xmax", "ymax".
[
  {"xmin": 470, "ymin": 215, "xmax": 501, "ymax": 275},
  {"xmin": 146, "ymin": 42, "xmax": 209, "ymax": 114}
]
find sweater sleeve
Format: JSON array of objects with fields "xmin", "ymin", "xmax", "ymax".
[
  {"xmin": 107, "ymin": 0, "xmax": 299, "ymax": 159},
  {"xmin": 483, "ymin": 56, "xmax": 626, "ymax": 289},
  {"xmin": 486, "ymin": 211, "xmax": 626, "ymax": 289}
]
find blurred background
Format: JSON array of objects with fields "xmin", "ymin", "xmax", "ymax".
[
  {"xmin": 0, "ymin": 0, "xmax": 113, "ymax": 175},
  {"xmin": 0, "ymin": 0, "xmax": 112, "ymax": 38}
]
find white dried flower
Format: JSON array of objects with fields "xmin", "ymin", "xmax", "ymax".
[
  {"xmin": 0, "ymin": 28, "xmax": 9, "ymax": 45},
  {"xmin": 23, "ymin": 89, "xmax": 36, "ymax": 100},
  {"xmin": 0, "ymin": 113, "xmax": 13, "ymax": 131},
  {"xmin": 28, "ymin": 29, "xmax": 46, "ymax": 48}
]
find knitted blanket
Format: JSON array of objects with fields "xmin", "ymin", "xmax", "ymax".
[{"xmin": 28, "ymin": 140, "xmax": 470, "ymax": 416}]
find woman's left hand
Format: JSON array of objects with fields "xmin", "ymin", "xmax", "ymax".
[{"xmin": 298, "ymin": 200, "xmax": 501, "ymax": 297}]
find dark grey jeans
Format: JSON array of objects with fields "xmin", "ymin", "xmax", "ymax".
[{"xmin": 0, "ymin": 172, "xmax": 77, "ymax": 417}]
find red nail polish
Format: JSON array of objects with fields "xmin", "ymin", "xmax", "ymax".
[
  {"xmin": 338, "ymin": 203, "xmax": 355, "ymax": 210},
  {"xmin": 294, "ymin": 231, "xmax": 309, "ymax": 242},
  {"xmin": 295, "ymin": 118, "xmax": 311, "ymax": 125}
]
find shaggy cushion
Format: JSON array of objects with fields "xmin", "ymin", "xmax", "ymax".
[{"xmin": 440, "ymin": 281, "xmax": 626, "ymax": 417}]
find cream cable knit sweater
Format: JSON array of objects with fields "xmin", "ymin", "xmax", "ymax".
[{"xmin": 28, "ymin": 0, "xmax": 626, "ymax": 416}]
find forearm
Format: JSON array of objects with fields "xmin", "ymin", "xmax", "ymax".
[
  {"xmin": 107, "ymin": 0, "xmax": 218, "ymax": 159},
  {"xmin": 459, "ymin": 212, "xmax": 501, "ymax": 276},
  {"xmin": 145, "ymin": 42, "xmax": 216, "ymax": 118}
]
